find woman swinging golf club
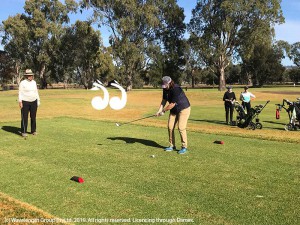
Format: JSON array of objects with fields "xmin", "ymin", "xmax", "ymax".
[
  {"xmin": 18, "ymin": 69, "xmax": 40, "ymax": 137},
  {"xmin": 156, "ymin": 76, "xmax": 191, "ymax": 154}
]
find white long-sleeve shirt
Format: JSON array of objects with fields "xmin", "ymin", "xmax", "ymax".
[
  {"xmin": 18, "ymin": 79, "xmax": 40, "ymax": 102},
  {"xmin": 240, "ymin": 91, "xmax": 255, "ymax": 103}
]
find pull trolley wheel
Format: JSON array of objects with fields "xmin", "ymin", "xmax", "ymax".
[
  {"xmin": 256, "ymin": 122, "xmax": 263, "ymax": 129},
  {"xmin": 248, "ymin": 122, "xmax": 256, "ymax": 130},
  {"xmin": 284, "ymin": 123, "xmax": 294, "ymax": 131}
]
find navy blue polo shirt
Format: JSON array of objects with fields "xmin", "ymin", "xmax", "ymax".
[{"xmin": 163, "ymin": 84, "xmax": 190, "ymax": 114}]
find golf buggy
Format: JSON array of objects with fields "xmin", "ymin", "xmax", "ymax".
[
  {"xmin": 234, "ymin": 100, "xmax": 270, "ymax": 130},
  {"xmin": 275, "ymin": 98, "xmax": 300, "ymax": 131}
]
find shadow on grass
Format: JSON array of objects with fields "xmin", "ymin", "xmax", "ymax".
[
  {"xmin": 107, "ymin": 137, "xmax": 164, "ymax": 149},
  {"xmin": 189, "ymin": 119, "xmax": 226, "ymax": 125},
  {"xmin": 261, "ymin": 120, "xmax": 286, "ymax": 130},
  {"xmin": 263, "ymin": 120, "xmax": 286, "ymax": 125},
  {"xmin": 1, "ymin": 126, "xmax": 20, "ymax": 135}
]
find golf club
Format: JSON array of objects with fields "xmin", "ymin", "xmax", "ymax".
[
  {"xmin": 21, "ymin": 108, "xmax": 27, "ymax": 140},
  {"xmin": 116, "ymin": 114, "xmax": 156, "ymax": 127}
]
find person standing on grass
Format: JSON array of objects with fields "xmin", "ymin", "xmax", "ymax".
[
  {"xmin": 156, "ymin": 76, "xmax": 191, "ymax": 154},
  {"xmin": 240, "ymin": 86, "xmax": 255, "ymax": 114},
  {"xmin": 223, "ymin": 86, "xmax": 236, "ymax": 125},
  {"xmin": 18, "ymin": 69, "xmax": 40, "ymax": 137}
]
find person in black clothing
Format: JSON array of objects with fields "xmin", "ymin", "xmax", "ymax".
[
  {"xmin": 223, "ymin": 86, "xmax": 236, "ymax": 125},
  {"xmin": 156, "ymin": 76, "xmax": 191, "ymax": 154}
]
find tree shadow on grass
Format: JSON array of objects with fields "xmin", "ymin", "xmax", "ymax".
[
  {"xmin": 107, "ymin": 137, "xmax": 164, "ymax": 148},
  {"xmin": 1, "ymin": 126, "xmax": 20, "ymax": 135}
]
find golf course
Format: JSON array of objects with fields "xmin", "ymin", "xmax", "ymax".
[{"xmin": 0, "ymin": 87, "xmax": 299, "ymax": 225}]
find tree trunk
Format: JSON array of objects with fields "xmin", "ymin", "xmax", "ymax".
[
  {"xmin": 16, "ymin": 62, "xmax": 21, "ymax": 86},
  {"xmin": 39, "ymin": 64, "xmax": 47, "ymax": 89},
  {"xmin": 64, "ymin": 80, "xmax": 68, "ymax": 89},
  {"xmin": 218, "ymin": 66, "xmax": 226, "ymax": 91},
  {"xmin": 218, "ymin": 54, "xmax": 228, "ymax": 91},
  {"xmin": 191, "ymin": 70, "xmax": 195, "ymax": 88},
  {"xmin": 126, "ymin": 72, "xmax": 132, "ymax": 91}
]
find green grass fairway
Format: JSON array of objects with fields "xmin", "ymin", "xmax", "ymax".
[
  {"xmin": 1, "ymin": 117, "xmax": 299, "ymax": 225},
  {"xmin": 0, "ymin": 88, "xmax": 299, "ymax": 224}
]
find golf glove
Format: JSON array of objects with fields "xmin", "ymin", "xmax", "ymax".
[
  {"xmin": 37, "ymin": 100, "xmax": 40, "ymax": 106},
  {"xmin": 156, "ymin": 111, "xmax": 164, "ymax": 116},
  {"xmin": 158, "ymin": 111, "xmax": 165, "ymax": 116}
]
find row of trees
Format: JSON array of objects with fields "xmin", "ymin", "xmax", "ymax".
[{"xmin": 0, "ymin": 0, "xmax": 300, "ymax": 91}]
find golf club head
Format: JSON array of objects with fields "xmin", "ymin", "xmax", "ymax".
[{"xmin": 115, "ymin": 123, "xmax": 120, "ymax": 127}]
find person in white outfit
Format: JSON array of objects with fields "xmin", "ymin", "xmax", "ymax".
[
  {"xmin": 18, "ymin": 69, "xmax": 40, "ymax": 137},
  {"xmin": 239, "ymin": 86, "xmax": 255, "ymax": 114}
]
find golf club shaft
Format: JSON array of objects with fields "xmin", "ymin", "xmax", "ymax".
[
  {"xmin": 119, "ymin": 114, "xmax": 156, "ymax": 126},
  {"xmin": 261, "ymin": 100, "xmax": 270, "ymax": 110}
]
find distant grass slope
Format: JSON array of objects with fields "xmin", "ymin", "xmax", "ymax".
[{"xmin": 1, "ymin": 87, "xmax": 299, "ymax": 142}]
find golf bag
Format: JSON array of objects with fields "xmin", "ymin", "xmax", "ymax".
[
  {"xmin": 234, "ymin": 100, "xmax": 270, "ymax": 130},
  {"xmin": 275, "ymin": 98, "xmax": 300, "ymax": 131}
]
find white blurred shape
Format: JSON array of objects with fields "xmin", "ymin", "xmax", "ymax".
[
  {"xmin": 109, "ymin": 81, "xmax": 127, "ymax": 110},
  {"xmin": 90, "ymin": 81, "xmax": 109, "ymax": 110}
]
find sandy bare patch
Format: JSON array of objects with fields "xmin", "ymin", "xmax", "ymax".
[{"xmin": 0, "ymin": 192, "xmax": 73, "ymax": 225}]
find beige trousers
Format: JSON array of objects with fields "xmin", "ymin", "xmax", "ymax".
[{"xmin": 167, "ymin": 107, "xmax": 191, "ymax": 148}]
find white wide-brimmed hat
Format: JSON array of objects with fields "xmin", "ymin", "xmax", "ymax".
[{"xmin": 24, "ymin": 69, "xmax": 34, "ymax": 76}]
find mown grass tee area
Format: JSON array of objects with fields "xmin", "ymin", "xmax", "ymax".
[{"xmin": 0, "ymin": 87, "xmax": 299, "ymax": 225}]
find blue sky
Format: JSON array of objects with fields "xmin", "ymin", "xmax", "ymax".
[{"xmin": 1, "ymin": 0, "xmax": 299, "ymax": 66}]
